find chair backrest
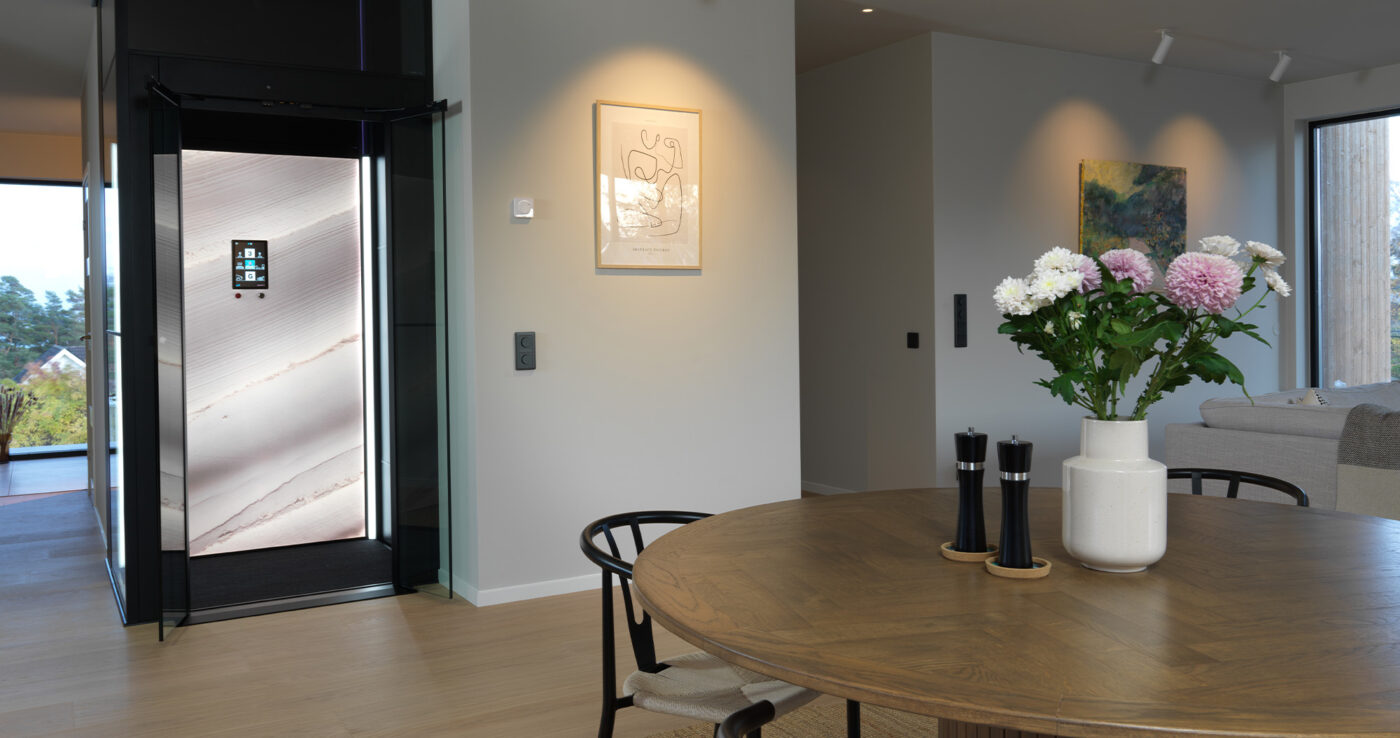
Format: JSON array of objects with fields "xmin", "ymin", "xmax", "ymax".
[
  {"xmin": 1167, "ymin": 467, "xmax": 1309, "ymax": 507},
  {"xmin": 580, "ymin": 511, "xmax": 710, "ymax": 673}
]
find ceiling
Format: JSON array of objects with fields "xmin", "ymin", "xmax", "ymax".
[
  {"xmin": 0, "ymin": 0, "xmax": 92, "ymax": 136},
  {"xmin": 5, "ymin": 1, "xmax": 1400, "ymax": 137},
  {"xmin": 796, "ymin": 0, "xmax": 1400, "ymax": 79}
]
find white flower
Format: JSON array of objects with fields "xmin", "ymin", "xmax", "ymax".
[
  {"xmin": 1261, "ymin": 267, "xmax": 1291, "ymax": 297},
  {"xmin": 1043, "ymin": 322, "xmax": 1055, "ymax": 335},
  {"xmin": 1033, "ymin": 247, "xmax": 1079, "ymax": 275},
  {"xmin": 993, "ymin": 276, "xmax": 1036, "ymax": 315},
  {"xmin": 1027, "ymin": 268, "xmax": 1082, "ymax": 303},
  {"xmin": 1198, "ymin": 235, "xmax": 1241, "ymax": 257},
  {"xmin": 1067, "ymin": 310, "xmax": 1084, "ymax": 329},
  {"xmin": 1245, "ymin": 240, "xmax": 1286, "ymax": 268}
]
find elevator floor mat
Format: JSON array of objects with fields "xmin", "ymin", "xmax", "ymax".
[{"xmin": 188, "ymin": 539, "xmax": 393, "ymax": 610}]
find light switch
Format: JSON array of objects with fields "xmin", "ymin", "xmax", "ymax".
[{"xmin": 515, "ymin": 331, "xmax": 536, "ymax": 370}]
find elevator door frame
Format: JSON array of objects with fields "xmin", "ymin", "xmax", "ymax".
[{"xmin": 150, "ymin": 83, "xmax": 452, "ymax": 637}]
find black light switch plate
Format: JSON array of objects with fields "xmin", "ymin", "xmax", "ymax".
[
  {"xmin": 907, "ymin": 332, "xmax": 919, "ymax": 349},
  {"xmin": 954, "ymin": 294, "xmax": 968, "ymax": 347}
]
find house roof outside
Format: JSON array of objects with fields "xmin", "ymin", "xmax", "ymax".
[{"xmin": 11, "ymin": 344, "xmax": 85, "ymax": 384}]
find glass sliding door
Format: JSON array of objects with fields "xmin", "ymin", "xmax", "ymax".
[
  {"xmin": 383, "ymin": 103, "xmax": 452, "ymax": 598},
  {"xmin": 150, "ymin": 84, "xmax": 189, "ymax": 638},
  {"xmin": 1311, "ymin": 112, "xmax": 1400, "ymax": 386}
]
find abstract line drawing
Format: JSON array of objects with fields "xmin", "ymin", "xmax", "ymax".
[
  {"xmin": 596, "ymin": 101, "xmax": 701, "ymax": 269},
  {"xmin": 619, "ymin": 126, "xmax": 685, "ymax": 237}
]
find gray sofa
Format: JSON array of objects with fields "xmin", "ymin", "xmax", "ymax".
[{"xmin": 1165, "ymin": 381, "xmax": 1400, "ymax": 518}]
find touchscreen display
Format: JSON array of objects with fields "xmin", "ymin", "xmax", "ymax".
[{"xmin": 232, "ymin": 240, "xmax": 268, "ymax": 289}]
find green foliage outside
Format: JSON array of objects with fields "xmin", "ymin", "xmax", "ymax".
[
  {"xmin": 4, "ymin": 368, "xmax": 85, "ymax": 446},
  {"xmin": 0, "ymin": 274, "xmax": 87, "ymax": 448},
  {"xmin": 1, "ymin": 275, "xmax": 85, "ymax": 379}
]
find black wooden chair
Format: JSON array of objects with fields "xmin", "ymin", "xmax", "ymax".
[
  {"xmin": 1167, "ymin": 468, "xmax": 1309, "ymax": 507},
  {"xmin": 581, "ymin": 511, "xmax": 861, "ymax": 738}
]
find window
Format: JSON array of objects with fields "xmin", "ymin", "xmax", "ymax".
[
  {"xmin": 0, "ymin": 181, "xmax": 87, "ymax": 451},
  {"xmin": 1310, "ymin": 113, "xmax": 1400, "ymax": 386}
]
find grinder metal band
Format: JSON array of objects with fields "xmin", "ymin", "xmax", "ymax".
[
  {"xmin": 956, "ymin": 461, "xmax": 984, "ymax": 471},
  {"xmin": 1000, "ymin": 471, "xmax": 1029, "ymax": 481}
]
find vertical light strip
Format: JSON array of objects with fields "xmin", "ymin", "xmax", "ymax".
[
  {"xmin": 109, "ymin": 141, "xmax": 125, "ymax": 570},
  {"xmin": 377, "ymin": 153, "xmax": 393, "ymax": 535},
  {"xmin": 361, "ymin": 156, "xmax": 378, "ymax": 540}
]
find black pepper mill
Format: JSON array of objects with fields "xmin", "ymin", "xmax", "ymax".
[
  {"xmin": 995, "ymin": 435, "xmax": 1034, "ymax": 569},
  {"xmin": 953, "ymin": 427, "xmax": 990, "ymax": 553}
]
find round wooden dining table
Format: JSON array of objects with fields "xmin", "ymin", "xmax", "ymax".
[{"xmin": 632, "ymin": 488, "xmax": 1400, "ymax": 737}]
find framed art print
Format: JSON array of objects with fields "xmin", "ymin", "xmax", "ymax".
[
  {"xmin": 595, "ymin": 100, "xmax": 701, "ymax": 269},
  {"xmin": 1078, "ymin": 159, "xmax": 1186, "ymax": 279}
]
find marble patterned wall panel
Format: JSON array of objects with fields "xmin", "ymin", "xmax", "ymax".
[{"xmin": 180, "ymin": 150, "xmax": 366, "ymax": 557}]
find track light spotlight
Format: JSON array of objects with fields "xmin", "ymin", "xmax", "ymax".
[
  {"xmin": 1269, "ymin": 51, "xmax": 1292, "ymax": 83},
  {"xmin": 1151, "ymin": 30, "xmax": 1174, "ymax": 65}
]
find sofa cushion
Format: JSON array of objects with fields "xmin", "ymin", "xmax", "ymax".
[
  {"xmin": 1318, "ymin": 380, "xmax": 1400, "ymax": 410},
  {"xmin": 1198, "ymin": 381, "xmax": 1400, "ymax": 440}
]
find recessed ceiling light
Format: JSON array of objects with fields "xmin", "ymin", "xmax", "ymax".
[{"xmin": 861, "ymin": 8, "xmax": 874, "ymax": 13}]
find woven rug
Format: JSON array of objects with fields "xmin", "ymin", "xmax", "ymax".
[{"xmin": 647, "ymin": 701, "xmax": 940, "ymax": 737}]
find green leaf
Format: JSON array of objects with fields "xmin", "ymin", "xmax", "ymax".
[{"xmin": 1049, "ymin": 374, "xmax": 1077, "ymax": 404}]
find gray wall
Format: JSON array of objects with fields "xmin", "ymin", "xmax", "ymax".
[
  {"xmin": 435, "ymin": 0, "xmax": 801, "ymax": 604},
  {"xmin": 800, "ymin": 32, "xmax": 1283, "ymax": 490},
  {"xmin": 797, "ymin": 36, "xmax": 935, "ymax": 494}
]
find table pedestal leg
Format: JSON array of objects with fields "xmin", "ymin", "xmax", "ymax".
[{"xmin": 938, "ymin": 718, "xmax": 1056, "ymax": 738}]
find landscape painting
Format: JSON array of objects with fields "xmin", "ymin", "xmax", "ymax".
[{"xmin": 1078, "ymin": 160, "xmax": 1186, "ymax": 278}]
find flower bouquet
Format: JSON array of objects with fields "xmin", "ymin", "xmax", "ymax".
[{"xmin": 993, "ymin": 236, "xmax": 1290, "ymax": 421}]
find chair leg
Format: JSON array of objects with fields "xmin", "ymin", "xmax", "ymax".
[
  {"xmin": 599, "ymin": 704, "xmax": 616, "ymax": 738},
  {"xmin": 846, "ymin": 699, "xmax": 861, "ymax": 738}
]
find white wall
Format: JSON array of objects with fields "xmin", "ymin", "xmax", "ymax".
[
  {"xmin": 435, "ymin": 0, "xmax": 801, "ymax": 604},
  {"xmin": 797, "ymin": 36, "xmax": 935, "ymax": 494},
  {"xmin": 931, "ymin": 33, "xmax": 1283, "ymax": 486},
  {"xmin": 1280, "ymin": 61, "xmax": 1400, "ymax": 389}
]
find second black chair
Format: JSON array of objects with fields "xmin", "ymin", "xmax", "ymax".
[{"xmin": 1167, "ymin": 467, "xmax": 1309, "ymax": 507}]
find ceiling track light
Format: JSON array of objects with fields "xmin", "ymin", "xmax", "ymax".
[
  {"xmin": 1269, "ymin": 51, "xmax": 1292, "ymax": 83},
  {"xmin": 1151, "ymin": 30, "xmax": 1174, "ymax": 65}
]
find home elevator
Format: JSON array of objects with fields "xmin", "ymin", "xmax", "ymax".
[{"xmin": 150, "ymin": 87, "xmax": 450, "ymax": 634}]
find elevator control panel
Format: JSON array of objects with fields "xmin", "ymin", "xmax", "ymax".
[{"xmin": 232, "ymin": 240, "xmax": 269, "ymax": 289}]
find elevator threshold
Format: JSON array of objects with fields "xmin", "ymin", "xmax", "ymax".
[
  {"xmin": 185, "ymin": 583, "xmax": 399, "ymax": 625},
  {"xmin": 186, "ymin": 538, "xmax": 395, "ymax": 623}
]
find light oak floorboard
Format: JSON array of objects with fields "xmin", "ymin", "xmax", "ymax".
[{"xmin": 0, "ymin": 494, "xmax": 719, "ymax": 737}]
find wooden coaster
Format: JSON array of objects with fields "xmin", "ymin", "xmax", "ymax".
[
  {"xmin": 984, "ymin": 556, "xmax": 1052, "ymax": 579},
  {"xmin": 940, "ymin": 541, "xmax": 998, "ymax": 562}
]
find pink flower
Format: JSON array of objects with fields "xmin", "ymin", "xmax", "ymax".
[
  {"xmin": 1099, "ymin": 249, "xmax": 1154, "ymax": 293},
  {"xmin": 1075, "ymin": 254, "xmax": 1102, "ymax": 293},
  {"xmin": 1164, "ymin": 252, "xmax": 1243, "ymax": 314}
]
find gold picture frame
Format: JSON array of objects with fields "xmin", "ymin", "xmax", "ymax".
[{"xmin": 594, "ymin": 100, "xmax": 702, "ymax": 269}]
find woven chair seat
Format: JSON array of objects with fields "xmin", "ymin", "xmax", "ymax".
[{"xmin": 626, "ymin": 651, "xmax": 818, "ymax": 723}]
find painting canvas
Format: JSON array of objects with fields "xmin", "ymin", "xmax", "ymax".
[
  {"xmin": 595, "ymin": 101, "xmax": 701, "ymax": 269},
  {"xmin": 1078, "ymin": 160, "xmax": 1186, "ymax": 279}
]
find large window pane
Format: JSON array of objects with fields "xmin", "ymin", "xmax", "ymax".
[
  {"xmin": 0, "ymin": 182, "xmax": 87, "ymax": 450},
  {"xmin": 1312, "ymin": 115, "xmax": 1400, "ymax": 386}
]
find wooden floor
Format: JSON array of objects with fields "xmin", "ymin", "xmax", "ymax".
[
  {"xmin": 0, "ymin": 491, "xmax": 722, "ymax": 737},
  {"xmin": 0, "ymin": 456, "xmax": 87, "ymax": 502}
]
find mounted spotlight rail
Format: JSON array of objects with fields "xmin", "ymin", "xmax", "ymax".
[
  {"xmin": 1269, "ymin": 51, "xmax": 1292, "ymax": 83},
  {"xmin": 1151, "ymin": 29, "xmax": 1174, "ymax": 65}
]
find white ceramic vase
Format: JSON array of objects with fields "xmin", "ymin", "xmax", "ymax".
[{"xmin": 1061, "ymin": 417, "xmax": 1166, "ymax": 572}]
